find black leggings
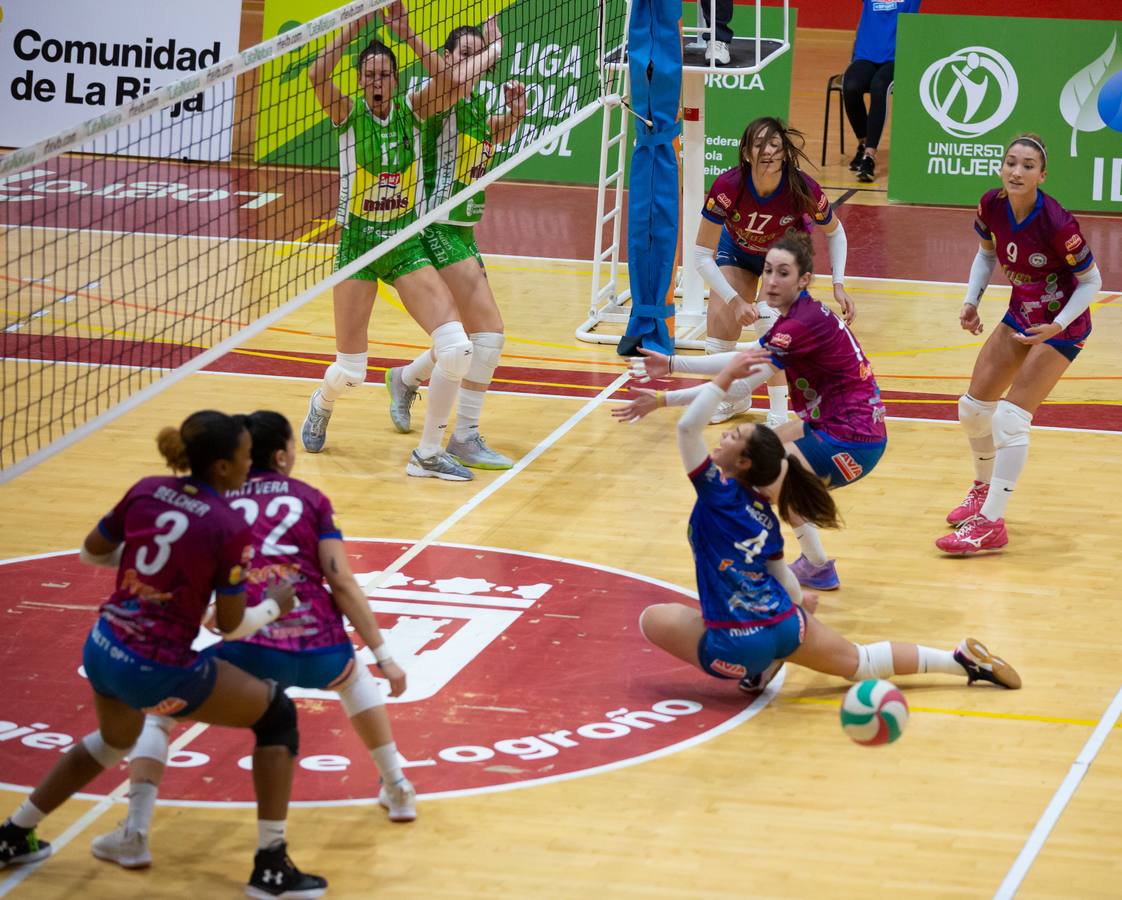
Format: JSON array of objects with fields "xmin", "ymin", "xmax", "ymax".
[{"xmin": 842, "ymin": 59, "xmax": 894, "ymax": 149}]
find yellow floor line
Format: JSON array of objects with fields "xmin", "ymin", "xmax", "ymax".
[{"xmin": 785, "ymin": 695, "xmax": 1122, "ymax": 728}]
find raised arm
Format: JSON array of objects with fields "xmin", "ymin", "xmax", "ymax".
[
  {"xmin": 318, "ymin": 538, "xmax": 406, "ymax": 696},
  {"xmin": 381, "ymin": 1, "xmax": 442, "ymax": 75},
  {"xmin": 488, "ymin": 80, "xmax": 528, "ymax": 145},
  {"xmin": 411, "ymin": 16, "xmax": 503, "ymax": 121},
  {"xmin": 309, "ymin": 15, "xmax": 369, "ymax": 126}
]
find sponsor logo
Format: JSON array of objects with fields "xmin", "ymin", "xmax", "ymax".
[
  {"xmin": 716, "ymin": 192, "xmax": 731, "ymax": 208},
  {"xmin": 363, "ymin": 194, "xmax": 408, "ymax": 212},
  {"xmin": 711, "ymin": 660, "xmax": 748, "ymax": 679},
  {"xmin": 769, "ymin": 332, "xmax": 791, "ymax": 348},
  {"xmin": 378, "ymin": 171, "xmax": 402, "ymax": 188},
  {"xmin": 779, "ymin": 215, "xmax": 794, "ymax": 225},
  {"xmin": 1065, "ymin": 234, "xmax": 1083, "ymax": 251},
  {"xmin": 718, "ymin": 559, "xmax": 735, "ymax": 572},
  {"xmin": 1029, "ymin": 253, "xmax": 1047, "ymax": 267},
  {"xmin": 705, "ymin": 197, "xmax": 716, "ymax": 211},
  {"xmin": 920, "ymin": 47, "xmax": 1018, "ymax": 138},
  {"xmin": 831, "ymin": 452, "xmax": 864, "ymax": 483},
  {"xmin": 1067, "ymin": 245, "xmax": 1091, "ymax": 265},
  {"xmin": 1, "ymin": 542, "xmax": 770, "ymax": 802}
]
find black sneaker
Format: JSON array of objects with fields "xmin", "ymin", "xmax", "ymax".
[
  {"xmin": 0, "ymin": 821, "xmax": 52, "ymax": 869},
  {"xmin": 246, "ymin": 841, "xmax": 327, "ymax": 899},
  {"xmin": 848, "ymin": 143, "xmax": 866, "ymax": 171},
  {"xmin": 953, "ymin": 638, "xmax": 1022, "ymax": 690},
  {"xmin": 738, "ymin": 660, "xmax": 783, "ymax": 695},
  {"xmin": 857, "ymin": 155, "xmax": 876, "ymax": 183}
]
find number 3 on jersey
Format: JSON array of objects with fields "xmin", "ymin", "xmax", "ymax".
[
  {"xmin": 229, "ymin": 496, "xmax": 304, "ymax": 556},
  {"xmin": 134, "ymin": 510, "xmax": 190, "ymax": 575}
]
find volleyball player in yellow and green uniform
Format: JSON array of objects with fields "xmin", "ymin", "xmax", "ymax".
[
  {"xmin": 383, "ymin": 6, "xmax": 527, "ymax": 470},
  {"xmin": 301, "ymin": 11, "xmax": 479, "ymax": 481}
]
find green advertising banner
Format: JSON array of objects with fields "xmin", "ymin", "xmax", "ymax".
[
  {"xmin": 256, "ymin": 1, "xmax": 793, "ymax": 186},
  {"xmin": 890, "ymin": 14, "xmax": 1122, "ymax": 212}
]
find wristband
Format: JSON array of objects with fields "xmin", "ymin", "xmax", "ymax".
[{"xmin": 656, "ymin": 391, "xmax": 667, "ymax": 408}]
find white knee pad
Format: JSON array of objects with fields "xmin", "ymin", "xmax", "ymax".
[
  {"xmin": 324, "ymin": 353, "xmax": 368, "ymax": 394},
  {"xmin": 849, "ymin": 641, "xmax": 895, "ymax": 682},
  {"xmin": 82, "ymin": 731, "xmax": 133, "ymax": 769},
  {"xmin": 754, "ymin": 301, "xmax": 779, "ymax": 338},
  {"xmin": 465, "ymin": 332, "xmax": 504, "ymax": 384},
  {"xmin": 432, "ymin": 321, "xmax": 474, "ymax": 380},
  {"xmin": 958, "ymin": 394, "xmax": 997, "ymax": 439},
  {"xmin": 130, "ymin": 714, "xmax": 173, "ymax": 764},
  {"xmin": 336, "ymin": 662, "xmax": 385, "ymax": 717},
  {"xmin": 992, "ymin": 400, "xmax": 1032, "ymax": 449}
]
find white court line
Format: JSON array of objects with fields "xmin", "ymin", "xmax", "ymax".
[
  {"xmin": 0, "ymin": 370, "xmax": 630, "ymax": 894},
  {"xmin": 993, "ymin": 684, "xmax": 1122, "ymax": 900},
  {"xmin": 0, "ymin": 720, "xmax": 209, "ymax": 898}
]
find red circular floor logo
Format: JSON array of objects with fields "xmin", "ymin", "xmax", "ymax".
[{"xmin": 0, "ymin": 541, "xmax": 778, "ymax": 806}]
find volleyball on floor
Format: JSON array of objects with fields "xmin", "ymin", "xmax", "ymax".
[{"xmin": 840, "ymin": 679, "xmax": 909, "ymax": 746}]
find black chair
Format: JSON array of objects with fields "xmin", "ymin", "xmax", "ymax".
[
  {"xmin": 821, "ymin": 74, "xmax": 893, "ymax": 167},
  {"xmin": 821, "ymin": 73, "xmax": 845, "ymax": 167}
]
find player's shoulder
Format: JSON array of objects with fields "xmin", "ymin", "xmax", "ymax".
[
  {"xmin": 796, "ymin": 169, "xmax": 823, "ymax": 193},
  {"xmin": 710, "ymin": 167, "xmax": 743, "ymax": 197},
  {"xmin": 1038, "ymin": 190, "xmax": 1077, "ymax": 232},
  {"xmin": 977, "ymin": 187, "xmax": 1004, "ymax": 216}
]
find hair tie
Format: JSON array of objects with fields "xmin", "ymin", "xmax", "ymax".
[{"xmin": 1010, "ymin": 136, "xmax": 1047, "ymax": 168}]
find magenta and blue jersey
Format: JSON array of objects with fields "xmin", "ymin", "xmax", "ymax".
[
  {"xmin": 687, "ymin": 457, "xmax": 795, "ymax": 631},
  {"xmin": 702, "ymin": 168, "xmax": 832, "ymax": 257},
  {"xmin": 225, "ymin": 470, "xmax": 348, "ymax": 652},
  {"xmin": 975, "ymin": 188, "xmax": 1093, "ymax": 340},
  {"xmin": 761, "ymin": 292, "xmax": 888, "ymax": 444},
  {"xmin": 97, "ymin": 476, "xmax": 253, "ymax": 667}
]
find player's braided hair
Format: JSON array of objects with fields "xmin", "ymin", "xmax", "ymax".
[
  {"xmin": 734, "ymin": 117, "xmax": 818, "ymax": 218},
  {"xmin": 157, "ymin": 411, "xmax": 246, "ymax": 479},
  {"xmin": 735, "ymin": 425, "xmax": 839, "ymax": 529},
  {"xmin": 245, "ymin": 410, "xmax": 294, "ymax": 472}
]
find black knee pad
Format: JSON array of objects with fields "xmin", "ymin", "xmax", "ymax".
[{"xmin": 252, "ymin": 687, "xmax": 299, "ymax": 757}]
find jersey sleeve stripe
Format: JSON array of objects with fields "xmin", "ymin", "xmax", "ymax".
[
  {"xmin": 701, "ymin": 208, "xmax": 725, "ymax": 225},
  {"xmin": 319, "ymin": 529, "xmax": 343, "ymax": 540},
  {"xmin": 1071, "ymin": 252, "xmax": 1094, "ymax": 273},
  {"xmin": 215, "ymin": 584, "xmax": 245, "ymax": 595},
  {"xmin": 97, "ymin": 518, "xmax": 121, "ymax": 542}
]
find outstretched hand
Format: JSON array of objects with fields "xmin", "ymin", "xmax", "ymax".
[
  {"xmin": 611, "ymin": 387, "xmax": 662, "ymax": 423},
  {"xmin": 482, "ymin": 14, "xmax": 501, "ymax": 45},
  {"xmin": 380, "ymin": 1, "xmax": 410, "ymax": 40},
  {"xmin": 721, "ymin": 348, "xmax": 771, "ymax": 382},
  {"xmin": 627, "ymin": 347, "xmax": 672, "ymax": 382},
  {"xmin": 960, "ymin": 303, "xmax": 984, "ymax": 335},
  {"xmin": 503, "ymin": 80, "xmax": 528, "ymax": 117}
]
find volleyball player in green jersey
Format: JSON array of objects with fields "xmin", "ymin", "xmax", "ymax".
[
  {"xmin": 382, "ymin": 6, "xmax": 527, "ymax": 470},
  {"xmin": 301, "ymin": 11, "xmax": 498, "ymax": 481}
]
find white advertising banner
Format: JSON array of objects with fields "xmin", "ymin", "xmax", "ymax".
[{"xmin": 0, "ymin": 0, "xmax": 241, "ymax": 160}]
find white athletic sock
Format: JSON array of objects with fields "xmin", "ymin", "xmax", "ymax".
[
  {"xmin": 369, "ymin": 742, "xmax": 404, "ymax": 785},
  {"xmin": 10, "ymin": 800, "xmax": 46, "ymax": 829},
  {"xmin": 453, "ymin": 388, "xmax": 486, "ymax": 441},
  {"xmin": 125, "ymin": 782, "xmax": 157, "ymax": 834},
  {"xmin": 767, "ymin": 384, "xmax": 789, "ymax": 418},
  {"xmin": 969, "ymin": 436, "xmax": 995, "ymax": 484},
  {"xmin": 705, "ymin": 336, "xmax": 737, "ymax": 355},
  {"xmin": 980, "ymin": 445, "xmax": 1028, "ymax": 521},
  {"xmin": 417, "ymin": 367, "xmax": 459, "ymax": 458},
  {"xmin": 257, "ymin": 819, "xmax": 286, "ymax": 850},
  {"xmin": 917, "ymin": 646, "xmax": 968, "ymax": 677},
  {"xmin": 403, "ymin": 349, "xmax": 435, "ymax": 387},
  {"xmin": 318, "ymin": 351, "xmax": 368, "ymax": 408},
  {"xmin": 794, "ymin": 523, "xmax": 828, "ymax": 567}
]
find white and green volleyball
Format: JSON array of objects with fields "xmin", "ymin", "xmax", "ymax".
[{"xmin": 840, "ymin": 679, "xmax": 909, "ymax": 746}]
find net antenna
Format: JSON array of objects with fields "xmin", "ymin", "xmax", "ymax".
[
  {"xmin": 0, "ymin": 0, "xmax": 626, "ymax": 483},
  {"xmin": 580, "ymin": 0, "xmax": 790, "ymax": 350}
]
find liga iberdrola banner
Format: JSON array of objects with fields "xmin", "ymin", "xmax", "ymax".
[
  {"xmin": 255, "ymin": 0, "xmax": 793, "ymax": 186},
  {"xmin": 889, "ymin": 14, "xmax": 1122, "ymax": 212},
  {"xmin": 0, "ymin": 0, "xmax": 242, "ymax": 160}
]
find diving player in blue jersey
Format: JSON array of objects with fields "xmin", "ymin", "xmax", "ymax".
[{"xmin": 611, "ymin": 354, "xmax": 1022, "ymax": 694}]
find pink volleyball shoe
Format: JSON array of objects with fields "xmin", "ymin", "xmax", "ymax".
[
  {"xmin": 947, "ymin": 481, "xmax": 990, "ymax": 526},
  {"xmin": 935, "ymin": 515, "xmax": 1008, "ymax": 555}
]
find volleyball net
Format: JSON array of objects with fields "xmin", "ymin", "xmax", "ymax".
[{"xmin": 0, "ymin": 0, "xmax": 625, "ymax": 482}]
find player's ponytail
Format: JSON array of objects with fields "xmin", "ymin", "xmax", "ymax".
[
  {"xmin": 735, "ymin": 425, "xmax": 839, "ymax": 529},
  {"xmin": 245, "ymin": 410, "xmax": 294, "ymax": 472},
  {"xmin": 158, "ymin": 410, "xmax": 245, "ymax": 479}
]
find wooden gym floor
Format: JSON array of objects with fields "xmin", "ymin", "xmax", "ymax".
[{"xmin": 2, "ymin": 23, "xmax": 1121, "ymax": 900}]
